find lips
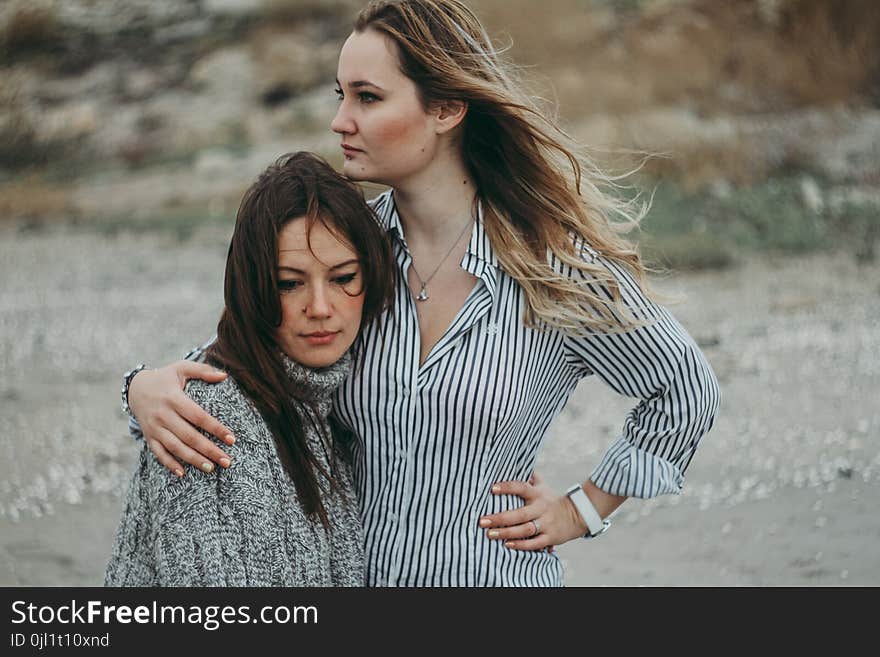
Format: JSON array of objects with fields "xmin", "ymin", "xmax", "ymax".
[
  {"xmin": 301, "ymin": 330, "xmax": 340, "ymax": 346},
  {"xmin": 341, "ymin": 143, "xmax": 363, "ymax": 156}
]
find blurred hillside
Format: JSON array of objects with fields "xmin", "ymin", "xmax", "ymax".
[{"xmin": 1, "ymin": 0, "xmax": 878, "ymax": 267}]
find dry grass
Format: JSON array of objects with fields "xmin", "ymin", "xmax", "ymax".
[
  {"xmin": 0, "ymin": 177, "xmax": 72, "ymax": 221},
  {"xmin": 638, "ymin": 140, "xmax": 767, "ymax": 190},
  {"xmin": 469, "ymin": 0, "xmax": 880, "ymax": 119},
  {"xmin": 260, "ymin": 0, "xmax": 362, "ymax": 23},
  {"xmin": 0, "ymin": 81, "xmax": 47, "ymax": 170},
  {"xmin": 0, "ymin": 3, "xmax": 59, "ymax": 57},
  {"xmin": 776, "ymin": 0, "xmax": 880, "ymax": 105}
]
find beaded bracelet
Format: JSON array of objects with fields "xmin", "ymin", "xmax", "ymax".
[{"xmin": 120, "ymin": 364, "xmax": 147, "ymax": 415}]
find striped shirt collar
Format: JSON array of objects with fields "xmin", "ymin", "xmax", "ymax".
[{"xmin": 371, "ymin": 190, "xmax": 500, "ymax": 271}]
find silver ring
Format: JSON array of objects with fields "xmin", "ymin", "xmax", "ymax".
[{"xmin": 531, "ymin": 519, "xmax": 541, "ymax": 536}]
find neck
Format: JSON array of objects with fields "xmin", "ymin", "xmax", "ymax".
[
  {"xmin": 281, "ymin": 351, "xmax": 351, "ymax": 410},
  {"xmin": 391, "ymin": 151, "xmax": 476, "ymax": 245}
]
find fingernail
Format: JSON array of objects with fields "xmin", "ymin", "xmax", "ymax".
[
  {"xmin": 219, "ymin": 458, "xmax": 231, "ymax": 468},
  {"xmin": 174, "ymin": 468, "xmax": 184, "ymax": 478},
  {"xmin": 488, "ymin": 530, "xmax": 499, "ymax": 538},
  {"xmin": 505, "ymin": 541, "xmax": 513, "ymax": 548},
  {"xmin": 491, "ymin": 484, "xmax": 500, "ymax": 493},
  {"xmin": 479, "ymin": 518, "xmax": 491, "ymax": 527},
  {"xmin": 201, "ymin": 462, "xmax": 214, "ymax": 473},
  {"xmin": 225, "ymin": 434, "xmax": 236, "ymax": 445}
]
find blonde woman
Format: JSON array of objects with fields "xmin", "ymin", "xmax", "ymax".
[{"xmin": 123, "ymin": 0, "xmax": 720, "ymax": 586}]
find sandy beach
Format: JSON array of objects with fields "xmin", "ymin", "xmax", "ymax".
[{"xmin": 1, "ymin": 223, "xmax": 878, "ymax": 586}]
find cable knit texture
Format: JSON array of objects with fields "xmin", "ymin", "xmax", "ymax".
[{"xmin": 105, "ymin": 352, "xmax": 364, "ymax": 586}]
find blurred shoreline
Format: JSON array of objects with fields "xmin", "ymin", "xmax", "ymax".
[{"xmin": 1, "ymin": 224, "xmax": 877, "ymax": 585}]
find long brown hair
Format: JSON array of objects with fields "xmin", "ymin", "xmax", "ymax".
[
  {"xmin": 206, "ymin": 152, "xmax": 394, "ymax": 527},
  {"xmin": 356, "ymin": 0, "xmax": 654, "ymax": 334}
]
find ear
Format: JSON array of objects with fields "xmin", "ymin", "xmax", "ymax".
[{"xmin": 432, "ymin": 100, "xmax": 468, "ymax": 135}]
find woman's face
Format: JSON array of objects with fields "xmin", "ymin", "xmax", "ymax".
[
  {"xmin": 276, "ymin": 216, "xmax": 365, "ymax": 369},
  {"xmin": 331, "ymin": 28, "xmax": 440, "ymax": 187}
]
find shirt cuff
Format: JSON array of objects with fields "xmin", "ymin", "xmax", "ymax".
[{"xmin": 590, "ymin": 436, "xmax": 685, "ymax": 499}]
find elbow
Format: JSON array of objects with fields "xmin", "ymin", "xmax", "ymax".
[{"xmin": 696, "ymin": 356, "xmax": 722, "ymax": 433}]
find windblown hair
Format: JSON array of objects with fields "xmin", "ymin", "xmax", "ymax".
[
  {"xmin": 206, "ymin": 152, "xmax": 394, "ymax": 527},
  {"xmin": 356, "ymin": 0, "xmax": 653, "ymax": 333}
]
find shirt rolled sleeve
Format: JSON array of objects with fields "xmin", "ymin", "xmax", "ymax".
[{"xmin": 562, "ymin": 255, "xmax": 721, "ymax": 499}]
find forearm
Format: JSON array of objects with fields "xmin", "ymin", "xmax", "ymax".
[
  {"xmin": 122, "ymin": 336, "xmax": 215, "ymax": 423},
  {"xmin": 119, "ymin": 341, "xmax": 234, "ymax": 473},
  {"xmin": 582, "ymin": 479, "xmax": 627, "ymax": 520}
]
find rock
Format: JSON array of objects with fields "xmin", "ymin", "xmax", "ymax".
[
  {"xmin": 52, "ymin": 0, "xmax": 201, "ymax": 37},
  {"xmin": 189, "ymin": 45, "xmax": 258, "ymax": 99},
  {"xmin": 799, "ymin": 176, "xmax": 824, "ymax": 214},
  {"xmin": 35, "ymin": 63, "xmax": 118, "ymax": 105},
  {"xmin": 251, "ymin": 28, "xmax": 339, "ymax": 100},
  {"xmin": 36, "ymin": 101, "xmax": 99, "ymax": 142},
  {"xmin": 121, "ymin": 68, "xmax": 164, "ymax": 101},
  {"xmin": 203, "ymin": 0, "xmax": 261, "ymax": 17},
  {"xmin": 696, "ymin": 334, "xmax": 721, "ymax": 348},
  {"xmin": 153, "ymin": 18, "xmax": 211, "ymax": 46},
  {"xmin": 194, "ymin": 148, "xmax": 237, "ymax": 176}
]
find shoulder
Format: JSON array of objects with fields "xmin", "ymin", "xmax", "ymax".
[
  {"xmin": 548, "ymin": 232, "xmax": 625, "ymax": 291},
  {"xmin": 184, "ymin": 375, "xmax": 241, "ymax": 409},
  {"xmin": 548, "ymin": 231, "xmax": 600, "ymax": 272},
  {"xmin": 548, "ymin": 231, "xmax": 659, "ymax": 325},
  {"xmin": 183, "ymin": 375, "xmax": 264, "ymax": 443}
]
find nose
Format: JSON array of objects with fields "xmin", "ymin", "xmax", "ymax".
[
  {"xmin": 331, "ymin": 100, "xmax": 354, "ymax": 135},
  {"xmin": 304, "ymin": 283, "xmax": 333, "ymax": 319}
]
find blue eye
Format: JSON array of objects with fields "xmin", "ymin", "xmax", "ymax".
[
  {"xmin": 334, "ymin": 87, "xmax": 343, "ymax": 101},
  {"xmin": 358, "ymin": 92, "xmax": 379, "ymax": 104},
  {"xmin": 334, "ymin": 273, "xmax": 358, "ymax": 285},
  {"xmin": 278, "ymin": 279, "xmax": 303, "ymax": 292}
]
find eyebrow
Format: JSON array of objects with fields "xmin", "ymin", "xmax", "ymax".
[
  {"xmin": 278, "ymin": 259, "xmax": 360, "ymax": 274},
  {"xmin": 335, "ymin": 78, "xmax": 386, "ymax": 92}
]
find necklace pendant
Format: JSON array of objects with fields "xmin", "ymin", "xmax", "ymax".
[{"xmin": 416, "ymin": 284, "xmax": 429, "ymax": 301}]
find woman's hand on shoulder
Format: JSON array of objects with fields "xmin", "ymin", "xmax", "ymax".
[
  {"xmin": 128, "ymin": 361, "xmax": 235, "ymax": 477},
  {"xmin": 478, "ymin": 473, "xmax": 586, "ymax": 551}
]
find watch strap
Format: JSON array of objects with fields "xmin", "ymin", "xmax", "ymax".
[{"xmin": 566, "ymin": 483, "xmax": 610, "ymax": 539}]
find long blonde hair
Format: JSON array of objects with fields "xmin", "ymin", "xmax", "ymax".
[{"xmin": 356, "ymin": 0, "xmax": 654, "ymax": 334}]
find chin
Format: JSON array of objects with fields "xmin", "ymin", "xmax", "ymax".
[
  {"xmin": 342, "ymin": 161, "xmax": 389, "ymax": 186},
  {"xmin": 286, "ymin": 341, "xmax": 353, "ymax": 369},
  {"xmin": 341, "ymin": 163, "xmax": 370, "ymax": 182},
  {"xmin": 293, "ymin": 353, "xmax": 342, "ymax": 369}
]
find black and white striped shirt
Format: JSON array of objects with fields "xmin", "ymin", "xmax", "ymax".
[
  {"xmin": 129, "ymin": 190, "xmax": 720, "ymax": 587},
  {"xmin": 333, "ymin": 191, "xmax": 720, "ymax": 586}
]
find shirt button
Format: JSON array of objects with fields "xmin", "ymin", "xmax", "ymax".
[
  {"xmin": 402, "ymin": 388, "xmax": 410, "ymax": 397},
  {"xmin": 388, "ymin": 512, "xmax": 398, "ymax": 522},
  {"xmin": 396, "ymin": 449, "xmax": 406, "ymax": 459}
]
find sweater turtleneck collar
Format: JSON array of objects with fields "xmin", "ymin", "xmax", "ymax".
[{"xmin": 280, "ymin": 350, "xmax": 351, "ymax": 418}]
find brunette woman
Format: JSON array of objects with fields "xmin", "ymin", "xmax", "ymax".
[{"xmin": 106, "ymin": 152, "xmax": 393, "ymax": 586}]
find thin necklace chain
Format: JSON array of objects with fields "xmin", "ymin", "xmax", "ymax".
[{"xmin": 410, "ymin": 215, "xmax": 473, "ymax": 302}]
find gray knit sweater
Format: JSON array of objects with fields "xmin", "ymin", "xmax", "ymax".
[{"xmin": 104, "ymin": 352, "xmax": 364, "ymax": 587}]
